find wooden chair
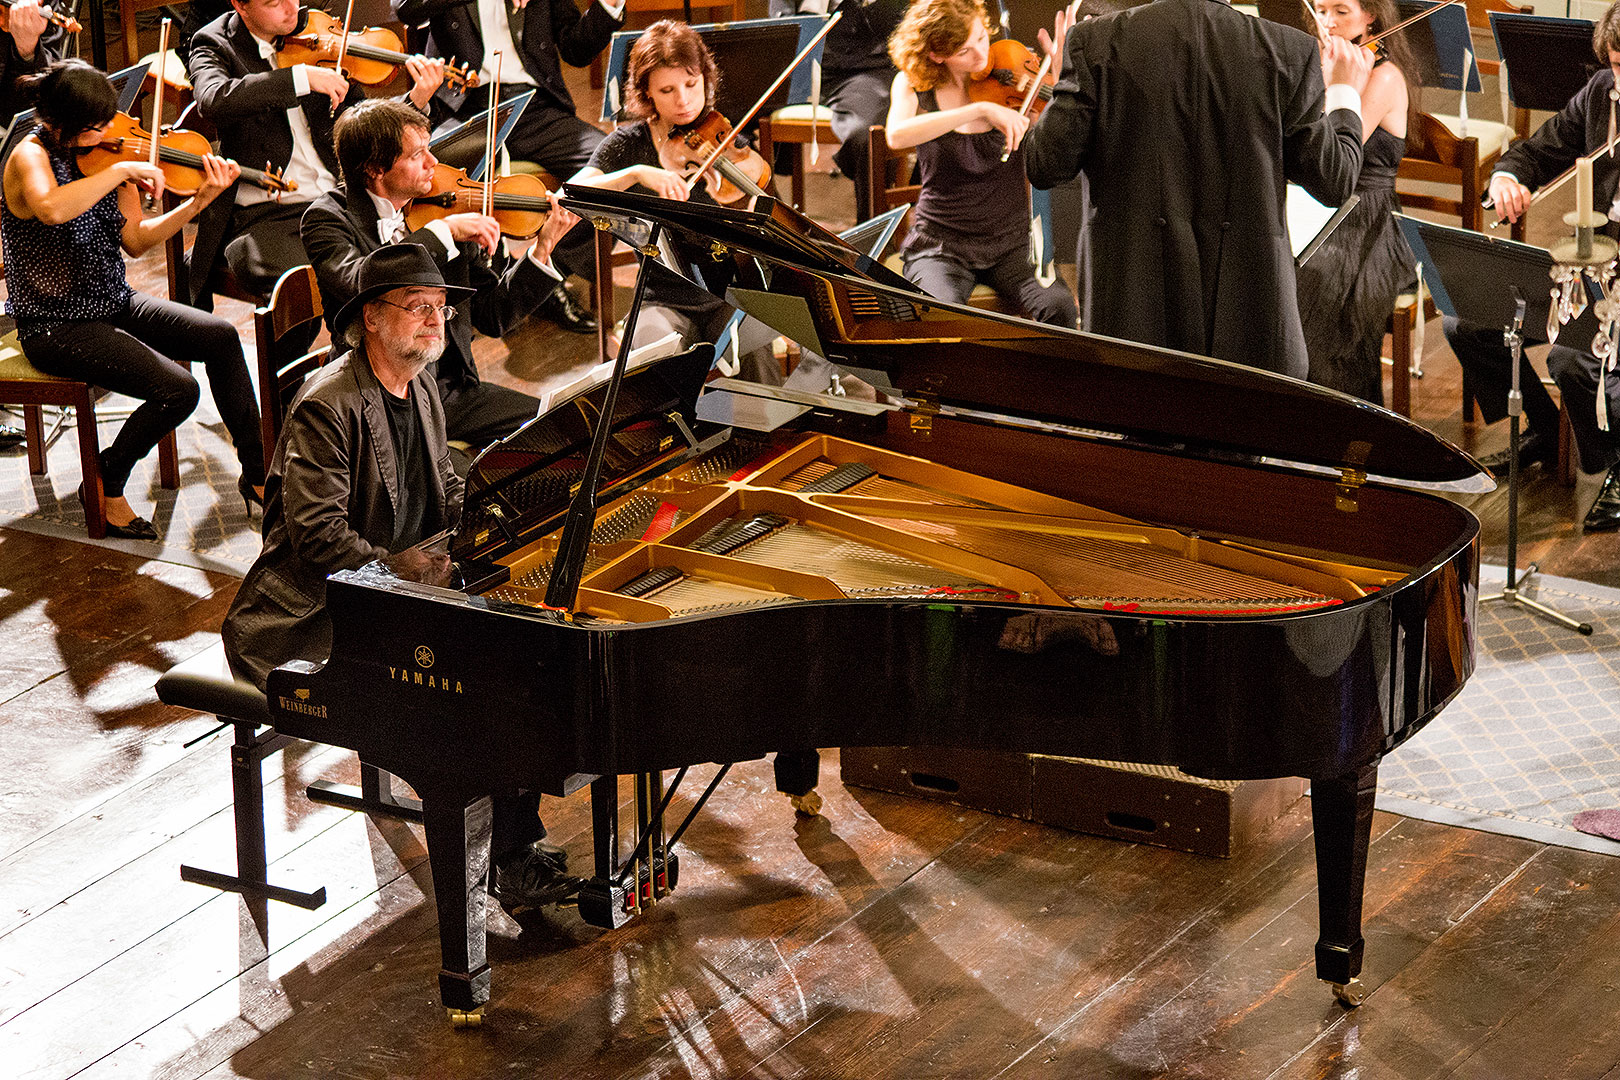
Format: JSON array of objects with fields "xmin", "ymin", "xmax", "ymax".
[
  {"xmin": 758, "ymin": 104, "xmax": 841, "ymax": 213},
  {"xmin": 253, "ymin": 266, "xmax": 329, "ymax": 477},
  {"xmin": 0, "ymin": 333, "xmax": 181, "ymax": 539},
  {"xmin": 866, "ymin": 125, "xmax": 1008, "ymax": 312},
  {"xmin": 588, "ymin": 0, "xmax": 747, "ymax": 90}
]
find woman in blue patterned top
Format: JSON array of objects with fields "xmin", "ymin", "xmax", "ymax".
[{"xmin": 2, "ymin": 60, "xmax": 261, "ymax": 540}]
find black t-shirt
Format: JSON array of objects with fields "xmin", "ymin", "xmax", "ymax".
[{"xmin": 380, "ymin": 385, "xmax": 434, "ymax": 549}]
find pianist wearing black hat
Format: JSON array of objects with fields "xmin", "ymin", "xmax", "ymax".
[{"xmin": 224, "ymin": 243, "xmax": 576, "ymax": 912}]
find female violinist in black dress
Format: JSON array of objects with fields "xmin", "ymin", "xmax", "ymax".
[{"xmin": 1296, "ymin": 0, "xmax": 1416, "ymax": 404}]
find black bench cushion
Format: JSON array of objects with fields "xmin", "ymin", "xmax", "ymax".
[{"xmin": 156, "ymin": 641, "xmax": 270, "ymax": 725}]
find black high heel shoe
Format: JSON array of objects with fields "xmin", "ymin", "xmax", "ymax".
[
  {"xmin": 238, "ymin": 476, "xmax": 265, "ymax": 516},
  {"xmin": 77, "ymin": 484, "xmax": 158, "ymax": 541}
]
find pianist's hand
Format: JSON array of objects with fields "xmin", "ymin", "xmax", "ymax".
[{"xmin": 383, "ymin": 547, "xmax": 454, "ymax": 587}]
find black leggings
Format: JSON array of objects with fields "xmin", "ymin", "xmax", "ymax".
[{"xmin": 21, "ymin": 292, "xmax": 264, "ymax": 495}]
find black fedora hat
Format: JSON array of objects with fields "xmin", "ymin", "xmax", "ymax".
[{"xmin": 332, "ymin": 243, "xmax": 475, "ymax": 335}]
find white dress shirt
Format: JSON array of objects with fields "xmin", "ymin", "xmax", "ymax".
[
  {"xmin": 239, "ymin": 35, "xmax": 340, "ymax": 207},
  {"xmin": 367, "ymin": 190, "xmax": 563, "ymax": 280}
]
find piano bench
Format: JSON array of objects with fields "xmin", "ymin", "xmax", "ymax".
[{"xmin": 157, "ymin": 643, "xmax": 424, "ymax": 910}]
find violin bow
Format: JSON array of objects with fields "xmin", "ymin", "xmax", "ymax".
[
  {"xmin": 331, "ymin": 0, "xmax": 357, "ymax": 114},
  {"xmin": 149, "ymin": 18, "xmax": 170, "ymax": 173},
  {"xmin": 1487, "ymin": 127, "xmax": 1620, "ymax": 228},
  {"xmin": 1000, "ymin": 50, "xmax": 1051, "ymax": 162},
  {"xmin": 1361, "ymin": 0, "xmax": 1462, "ymax": 50},
  {"xmin": 483, "ymin": 51, "xmax": 501, "ymax": 219},
  {"xmin": 680, "ymin": 10, "xmax": 842, "ymax": 194}
]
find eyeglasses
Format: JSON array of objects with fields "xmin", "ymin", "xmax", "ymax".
[{"xmin": 378, "ymin": 298, "xmax": 458, "ymax": 322}]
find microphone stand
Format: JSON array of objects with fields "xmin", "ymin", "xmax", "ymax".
[{"xmin": 1478, "ymin": 289, "xmax": 1594, "ymax": 634}]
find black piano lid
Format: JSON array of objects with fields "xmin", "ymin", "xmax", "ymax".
[
  {"xmin": 451, "ymin": 343, "xmax": 716, "ymax": 564},
  {"xmin": 558, "ymin": 185, "xmax": 1490, "ymax": 492}
]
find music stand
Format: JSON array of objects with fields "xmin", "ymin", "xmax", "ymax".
[
  {"xmin": 1287, "ymin": 185, "xmax": 1361, "ymax": 267},
  {"xmin": 1395, "ymin": 213, "xmax": 1596, "ymax": 634},
  {"xmin": 599, "ymin": 16, "xmax": 827, "ymax": 124},
  {"xmin": 428, "ymin": 89, "xmax": 533, "ymax": 180},
  {"xmin": 1393, "ymin": 0, "xmax": 1481, "ymax": 93},
  {"xmin": 1490, "ymin": 12, "xmax": 1604, "ymax": 113}
]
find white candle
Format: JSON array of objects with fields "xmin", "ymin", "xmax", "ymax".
[{"xmin": 1578, "ymin": 154, "xmax": 1594, "ymax": 223}]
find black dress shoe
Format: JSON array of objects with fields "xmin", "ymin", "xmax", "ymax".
[
  {"xmin": 0, "ymin": 423, "xmax": 23, "ymax": 449},
  {"xmin": 539, "ymin": 283, "xmax": 597, "ymax": 334},
  {"xmin": 490, "ymin": 840, "xmax": 581, "ymax": 914},
  {"xmin": 1479, "ymin": 429, "xmax": 1555, "ymax": 473},
  {"xmin": 76, "ymin": 484, "xmax": 159, "ymax": 541},
  {"xmin": 1583, "ymin": 464, "xmax": 1620, "ymax": 532}
]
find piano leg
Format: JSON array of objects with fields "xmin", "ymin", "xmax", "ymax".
[
  {"xmin": 774, "ymin": 749, "xmax": 823, "ymax": 816},
  {"xmin": 1310, "ymin": 762, "xmax": 1379, "ymax": 1007},
  {"xmin": 421, "ymin": 791, "xmax": 494, "ymax": 1025}
]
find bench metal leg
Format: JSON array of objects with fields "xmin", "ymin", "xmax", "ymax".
[
  {"xmin": 180, "ymin": 718, "xmax": 327, "ymax": 910},
  {"xmin": 306, "ymin": 762, "xmax": 425, "ymax": 824}
]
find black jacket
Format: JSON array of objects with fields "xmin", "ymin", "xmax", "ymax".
[
  {"xmin": 392, "ymin": 0, "xmax": 620, "ymax": 118},
  {"xmin": 1498, "ymin": 68, "xmax": 1620, "ymax": 236},
  {"xmin": 300, "ymin": 186, "xmax": 558, "ymax": 392},
  {"xmin": 223, "ymin": 346, "xmax": 462, "ymax": 691},
  {"xmin": 1026, "ymin": 0, "xmax": 1363, "ymax": 379},
  {"xmin": 0, "ymin": 24, "xmax": 59, "ymax": 126},
  {"xmin": 185, "ymin": 8, "xmax": 367, "ymax": 308}
]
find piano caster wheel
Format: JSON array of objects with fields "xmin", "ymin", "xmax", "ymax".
[
  {"xmin": 788, "ymin": 789, "xmax": 823, "ymax": 817},
  {"xmin": 447, "ymin": 1007, "xmax": 484, "ymax": 1028},
  {"xmin": 1331, "ymin": 979, "xmax": 1365, "ymax": 1008}
]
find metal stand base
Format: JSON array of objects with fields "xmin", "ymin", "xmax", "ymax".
[{"xmin": 1480, "ymin": 562, "xmax": 1594, "ymax": 635}]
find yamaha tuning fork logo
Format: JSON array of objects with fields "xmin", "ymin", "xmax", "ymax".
[{"xmin": 415, "ymin": 645, "xmax": 435, "ymax": 669}]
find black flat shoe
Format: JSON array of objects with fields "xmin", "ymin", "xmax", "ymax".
[
  {"xmin": 76, "ymin": 484, "xmax": 159, "ymax": 541},
  {"xmin": 539, "ymin": 283, "xmax": 597, "ymax": 334},
  {"xmin": 238, "ymin": 476, "xmax": 265, "ymax": 515},
  {"xmin": 0, "ymin": 423, "xmax": 23, "ymax": 449},
  {"xmin": 1583, "ymin": 464, "xmax": 1620, "ymax": 532}
]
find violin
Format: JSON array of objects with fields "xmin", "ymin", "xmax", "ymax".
[
  {"xmin": 969, "ymin": 39, "xmax": 1054, "ymax": 119},
  {"xmin": 0, "ymin": 0, "xmax": 79, "ymax": 34},
  {"xmin": 273, "ymin": 8, "xmax": 478, "ymax": 90},
  {"xmin": 76, "ymin": 112, "xmax": 295, "ymax": 197},
  {"xmin": 405, "ymin": 161, "xmax": 551, "ymax": 239},
  {"xmin": 658, "ymin": 110, "xmax": 772, "ymax": 205}
]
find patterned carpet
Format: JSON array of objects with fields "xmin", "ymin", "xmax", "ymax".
[
  {"xmin": 1379, "ymin": 569, "xmax": 1620, "ymax": 856},
  {"xmin": 5, "ymin": 410, "xmax": 1619, "ymax": 855}
]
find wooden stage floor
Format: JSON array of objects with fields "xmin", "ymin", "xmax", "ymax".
[{"xmin": 8, "ymin": 45, "xmax": 1620, "ymax": 1080}]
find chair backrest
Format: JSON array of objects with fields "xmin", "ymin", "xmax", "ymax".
[
  {"xmin": 866, "ymin": 125, "xmax": 922, "ymax": 234},
  {"xmin": 1398, "ymin": 111, "xmax": 1490, "ymax": 233},
  {"xmin": 253, "ymin": 266, "xmax": 329, "ymax": 474}
]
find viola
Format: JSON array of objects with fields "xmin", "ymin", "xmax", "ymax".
[
  {"xmin": 274, "ymin": 8, "xmax": 478, "ymax": 90},
  {"xmin": 0, "ymin": 0, "xmax": 79, "ymax": 34},
  {"xmin": 969, "ymin": 39, "xmax": 1054, "ymax": 119},
  {"xmin": 659, "ymin": 111, "xmax": 772, "ymax": 205},
  {"xmin": 76, "ymin": 113, "xmax": 295, "ymax": 198},
  {"xmin": 405, "ymin": 161, "xmax": 552, "ymax": 239}
]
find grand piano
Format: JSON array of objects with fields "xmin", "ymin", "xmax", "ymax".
[{"xmin": 267, "ymin": 187, "xmax": 1488, "ymax": 1024}]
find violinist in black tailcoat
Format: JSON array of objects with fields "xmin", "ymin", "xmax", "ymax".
[{"xmin": 1025, "ymin": 0, "xmax": 1369, "ymax": 379}]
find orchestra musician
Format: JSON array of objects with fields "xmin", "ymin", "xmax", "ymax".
[
  {"xmin": 1295, "ymin": 0, "xmax": 1416, "ymax": 404},
  {"xmin": 1443, "ymin": 0, "xmax": 1620, "ymax": 531},
  {"xmin": 185, "ymin": 0, "xmax": 446, "ymax": 311},
  {"xmin": 1024, "ymin": 0, "xmax": 1371, "ymax": 377},
  {"xmin": 0, "ymin": 0, "xmax": 60, "ymax": 125},
  {"xmin": 568, "ymin": 19, "xmax": 846, "ymax": 393},
  {"xmin": 301, "ymin": 98, "xmax": 580, "ymax": 466},
  {"xmin": 391, "ymin": 0, "xmax": 626, "ymax": 334},
  {"xmin": 1, "ymin": 59, "xmax": 264, "ymax": 539},
  {"xmin": 884, "ymin": 0, "xmax": 1079, "ymax": 327},
  {"xmin": 771, "ymin": 0, "xmax": 910, "ymax": 222},
  {"xmin": 222, "ymin": 243, "xmax": 576, "ymax": 914}
]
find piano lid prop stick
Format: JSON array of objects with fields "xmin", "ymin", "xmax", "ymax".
[{"xmin": 543, "ymin": 223, "xmax": 666, "ymax": 613}]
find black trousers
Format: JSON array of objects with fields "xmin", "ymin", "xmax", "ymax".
[
  {"xmin": 22, "ymin": 292, "xmax": 265, "ymax": 493},
  {"xmin": 905, "ymin": 246, "xmax": 1079, "ymax": 328},
  {"xmin": 224, "ymin": 199, "xmax": 313, "ymax": 298},
  {"xmin": 492, "ymin": 791, "xmax": 544, "ymax": 859},
  {"xmin": 439, "ymin": 378, "xmax": 542, "ymax": 470},
  {"xmin": 1444, "ymin": 316, "xmax": 1620, "ymax": 473},
  {"xmin": 825, "ymin": 68, "xmax": 895, "ymax": 222}
]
